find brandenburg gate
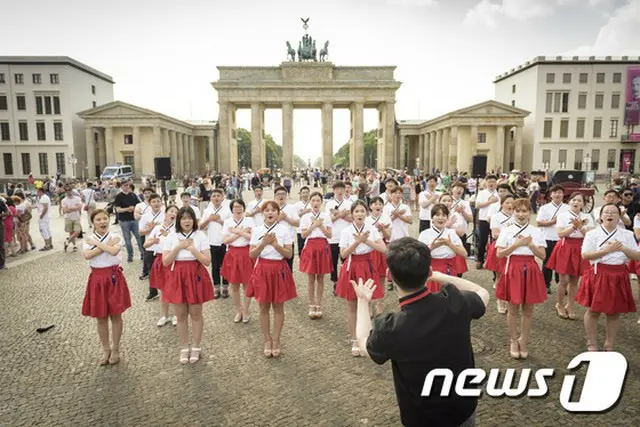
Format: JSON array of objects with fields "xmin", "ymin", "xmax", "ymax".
[{"xmin": 212, "ymin": 19, "xmax": 401, "ymax": 172}]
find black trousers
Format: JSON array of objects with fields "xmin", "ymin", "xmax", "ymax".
[
  {"xmin": 210, "ymin": 245, "xmax": 228, "ymax": 286},
  {"xmin": 297, "ymin": 233, "xmax": 305, "ymax": 257},
  {"xmin": 543, "ymin": 240, "xmax": 560, "ymax": 287},
  {"xmin": 477, "ymin": 220, "xmax": 490, "ymax": 263},
  {"xmin": 144, "ymin": 251, "xmax": 158, "ymax": 296},
  {"xmin": 330, "ymin": 243, "xmax": 341, "ymax": 283},
  {"xmin": 419, "ymin": 220, "xmax": 430, "ymax": 233},
  {"xmin": 141, "ymin": 235, "xmax": 150, "ymax": 275},
  {"xmin": 286, "ymin": 241, "xmax": 295, "ymax": 272}
]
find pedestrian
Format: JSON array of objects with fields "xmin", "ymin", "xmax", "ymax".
[
  {"xmin": 293, "ymin": 186, "xmax": 312, "ymax": 258},
  {"xmin": 61, "ymin": 185, "xmax": 83, "ymax": 252},
  {"xmin": 366, "ymin": 196, "xmax": 391, "ymax": 315},
  {"xmin": 299, "ymin": 191, "xmax": 333, "ymax": 319},
  {"xmin": 418, "ymin": 176, "xmax": 438, "ymax": 232},
  {"xmin": 139, "ymin": 193, "xmax": 165, "ymax": 298},
  {"xmin": 162, "ymin": 206, "xmax": 214, "ymax": 364},
  {"xmin": 201, "ymin": 189, "xmax": 232, "ymax": 299},
  {"xmin": 535, "ymin": 185, "xmax": 568, "ymax": 294},
  {"xmin": 247, "ymin": 201, "xmax": 296, "ymax": 358},
  {"xmin": 353, "ymin": 237, "xmax": 489, "ymax": 427},
  {"xmin": 383, "ymin": 187, "xmax": 413, "ymax": 242},
  {"xmin": 274, "ymin": 186, "xmax": 300, "ymax": 272},
  {"xmin": 82, "ymin": 209, "xmax": 131, "ymax": 365},
  {"xmin": 36, "ymin": 187, "xmax": 53, "ymax": 251},
  {"xmin": 113, "ymin": 181, "xmax": 145, "ymax": 262},
  {"xmin": 326, "ymin": 181, "xmax": 353, "ymax": 294},
  {"xmin": 474, "ymin": 175, "xmax": 499, "ymax": 269},
  {"xmin": 82, "ymin": 182, "xmax": 97, "ymax": 230},
  {"xmin": 246, "ymin": 186, "xmax": 265, "ymax": 227},
  {"xmin": 496, "ymin": 198, "xmax": 547, "ymax": 359}
]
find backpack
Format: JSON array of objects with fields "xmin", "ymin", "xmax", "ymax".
[{"xmin": 18, "ymin": 208, "xmax": 32, "ymax": 223}]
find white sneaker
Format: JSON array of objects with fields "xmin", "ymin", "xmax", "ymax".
[
  {"xmin": 171, "ymin": 315, "xmax": 178, "ymax": 326},
  {"xmin": 156, "ymin": 315, "xmax": 169, "ymax": 327},
  {"xmin": 637, "ymin": 318, "xmax": 640, "ymax": 325}
]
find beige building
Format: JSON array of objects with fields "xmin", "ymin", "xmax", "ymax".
[
  {"xmin": 396, "ymin": 100, "xmax": 529, "ymax": 174},
  {"xmin": 78, "ymin": 101, "xmax": 216, "ymax": 178}
]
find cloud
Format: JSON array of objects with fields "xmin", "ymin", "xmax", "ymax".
[
  {"xmin": 565, "ymin": 0, "xmax": 640, "ymax": 56},
  {"xmin": 385, "ymin": 0, "xmax": 438, "ymax": 6},
  {"xmin": 462, "ymin": 0, "xmax": 575, "ymax": 27}
]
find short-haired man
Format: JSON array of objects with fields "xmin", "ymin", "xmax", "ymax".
[
  {"xmin": 354, "ymin": 237, "xmax": 489, "ymax": 427},
  {"xmin": 325, "ymin": 181, "xmax": 352, "ymax": 292},
  {"xmin": 36, "ymin": 187, "xmax": 53, "ymax": 251},
  {"xmin": 246, "ymin": 186, "xmax": 265, "ymax": 227},
  {"xmin": 293, "ymin": 186, "xmax": 312, "ymax": 257},
  {"xmin": 201, "ymin": 189, "xmax": 232, "ymax": 298},
  {"xmin": 274, "ymin": 186, "xmax": 300, "ymax": 272},
  {"xmin": 474, "ymin": 174, "xmax": 499, "ymax": 269},
  {"xmin": 536, "ymin": 185, "xmax": 568, "ymax": 293},
  {"xmin": 418, "ymin": 175, "xmax": 439, "ymax": 232},
  {"xmin": 114, "ymin": 181, "xmax": 145, "ymax": 262},
  {"xmin": 61, "ymin": 185, "xmax": 83, "ymax": 252},
  {"xmin": 450, "ymin": 182, "xmax": 473, "ymax": 254}
]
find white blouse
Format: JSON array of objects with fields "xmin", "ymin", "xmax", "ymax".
[
  {"xmin": 300, "ymin": 211, "xmax": 332, "ymax": 240},
  {"xmin": 249, "ymin": 222, "xmax": 293, "ymax": 260},
  {"xmin": 537, "ymin": 202, "xmax": 569, "ymax": 241},
  {"xmin": 490, "ymin": 210, "xmax": 513, "ymax": 236},
  {"xmin": 496, "ymin": 223, "xmax": 547, "ymax": 256},
  {"xmin": 202, "ymin": 203, "xmax": 231, "ymax": 246},
  {"xmin": 451, "ymin": 198, "xmax": 472, "ymax": 224},
  {"xmin": 222, "ymin": 216, "xmax": 255, "ymax": 247},
  {"xmin": 163, "ymin": 230, "xmax": 209, "ymax": 261},
  {"xmin": 339, "ymin": 223, "xmax": 381, "ymax": 255},
  {"xmin": 147, "ymin": 222, "xmax": 175, "ymax": 254},
  {"xmin": 383, "ymin": 202, "xmax": 411, "ymax": 241},
  {"xmin": 365, "ymin": 213, "xmax": 392, "ymax": 239},
  {"xmin": 556, "ymin": 210, "xmax": 594, "ymax": 239},
  {"xmin": 418, "ymin": 227, "xmax": 461, "ymax": 259},
  {"xmin": 294, "ymin": 200, "xmax": 312, "ymax": 233},
  {"xmin": 278, "ymin": 204, "xmax": 300, "ymax": 240},
  {"xmin": 246, "ymin": 199, "xmax": 265, "ymax": 227},
  {"xmin": 582, "ymin": 226, "xmax": 637, "ymax": 265},
  {"xmin": 325, "ymin": 198, "xmax": 353, "ymax": 244},
  {"xmin": 139, "ymin": 209, "xmax": 165, "ymax": 234},
  {"xmin": 83, "ymin": 230, "xmax": 122, "ymax": 268}
]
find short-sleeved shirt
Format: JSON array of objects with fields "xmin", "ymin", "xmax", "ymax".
[
  {"xmin": 222, "ymin": 216, "xmax": 255, "ymax": 248},
  {"xmin": 249, "ymin": 222, "xmax": 293, "ymax": 260},
  {"xmin": 593, "ymin": 206, "xmax": 627, "ymax": 231},
  {"xmin": 300, "ymin": 211, "xmax": 332, "ymax": 240},
  {"xmin": 62, "ymin": 195, "xmax": 82, "ymax": 221},
  {"xmin": 418, "ymin": 227, "xmax": 462, "ymax": 259},
  {"xmin": 476, "ymin": 189, "xmax": 499, "ymax": 221},
  {"xmin": 325, "ymin": 198, "xmax": 352, "ymax": 244},
  {"xmin": 365, "ymin": 213, "xmax": 391, "ymax": 241},
  {"xmin": 489, "ymin": 210, "xmax": 513, "ymax": 237},
  {"xmin": 139, "ymin": 210, "xmax": 165, "ymax": 236},
  {"xmin": 181, "ymin": 204, "xmax": 201, "ymax": 220},
  {"xmin": 115, "ymin": 192, "xmax": 139, "ymax": 222},
  {"xmin": 339, "ymin": 223, "xmax": 381, "ymax": 255},
  {"xmin": 418, "ymin": 190, "xmax": 438, "ymax": 221},
  {"xmin": 83, "ymin": 230, "xmax": 122, "ymax": 268},
  {"xmin": 383, "ymin": 202, "xmax": 411, "ymax": 241},
  {"xmin": 163, "ymin": 230, "xmax": 209, "ymax": 261},
  {"xmin": 147, "ymin": 222, "xmax": 175, "ymax": 254},
  {"xmin": 37, "ymin": 194, "xmax": 51, "ymax": 220},
  {"xmin": 247, "ymin": 199, "xmax": 265, "ymax": 227},
  {"xmin": 202, "ymin": 203, "xmax": 231, "ymax": 246},
  {"xmin": 537, "ymin": 202, "xmax": 569, "ymax": 241},
  {"xmin": 82, "ymin": 188, "xmax": 96, "ymax": 206},
  {"xmin": 496, "ymin": 223, "xmax": 547, "ymax": 255},
  {"xmin": 450, "ymin": 198, "xmax": 472, "ymax": 225},
  {"xmin": 366, "ymin": 285, "xmax": 485, "ymax": 427},
  {"xmin": 135, "ymin": 201, "xmax": 150, "ymax": 219},
  {"xmin": 582, "ymin": 226, "xmax": 637, "ymax": 265},
  {"xmin": 557, "ymin": 211, "xmax": 594, "ymax": 239},
  {"xmin": 293, "ymin": 200, "xmax": 312, "ymax": 233},
  {"xmin": 278, "ymin": 203, "xmax": 300, "ymax": 241}
]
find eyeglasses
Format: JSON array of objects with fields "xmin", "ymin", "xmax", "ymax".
[{"xmin": 624, "ymin": 193, "xmax": 633, "ymax": 196}]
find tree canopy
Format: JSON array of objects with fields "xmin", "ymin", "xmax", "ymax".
[
  {"xmin": 236, "ymin": 128, "xmax": 307, "ymax": 171},
  {"xmin": 333, "ymin": 130, "xmax": 378, "ymax": 168}
]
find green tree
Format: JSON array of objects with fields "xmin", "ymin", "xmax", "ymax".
[
  {"xmin": 333, "ymin": 129, "xmax": 378, "ymax": 168},
  {"xmin": 236, "ymin": 128, "xmax": 306, "ymax": 170},
  {"xmin": 294, "ymin": 155, "xmax": 308, "ymax": 169}
]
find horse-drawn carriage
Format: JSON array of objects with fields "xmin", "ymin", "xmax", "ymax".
[{"xmin": 537, "ymin": 169, "xmax": 596, "ymax": 212}]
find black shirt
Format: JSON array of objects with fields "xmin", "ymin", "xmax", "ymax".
[
  {"xmin": 114, "ymin": 191, "xmax": 139, "ymax": 222},
  {"xmin": 367, "ymin": 285, "xmax": 486, "ymax": 427}
]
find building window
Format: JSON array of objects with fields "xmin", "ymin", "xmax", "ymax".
[
  {"xmin": 561, "ymin": 93, "xmax": 569, "ymax": 112},
  {"xmin": 54, "ymin": 122, "xmax": 63, "ymax": 140},
  {"xmin": 563, "ymin": 73, "xmax": 571, "ymax": 83},
  {"xmin": 0, "ymin": 95, "xmax": 7, "ymax": 110},
  {"xmin": 38, "ymin": 153, "xmax": 48, "ymax": 175},
  {"xmin": 613, "ymin": 73, "xmax": 622, "ymax": 83},
  {"xmin": 593, "ymin": 119, "xmax": 602, "ymax": 138},
  {"xmin": 15, "ymin": 74, "xmax": 24, "ymax": 84},
  {"xmin": 579, "ymin": 73, "xmax": 588, "ymax": 83},
  {"xmin": 511, "ymin": 84, "xmax": 516, "ymax": 94},
  {"xmin": 32, "ymin": 74, "xmax": 41, "ymax": 84},
  {"xmin": 548, "ymin": 92, "xmax": 570, "ymax": 113},
  {"xmin": 36, "ymin": 122, "xmax": 46, "ymax": 141},
  {"xmin": 123, "ymin": 155, "xmax": 134, "ymax": 168},
  {"xmin": 124, "ymin": 134, "xmax": 133, "ymax": 145},
  {"xmin": 546, "ymin": 73, "xmax": 555, "ymax": 83},
  {"xmin": 35, "ymin": 96, "xmax": 43, "ymax": 115},
  {"xmin": 3, "ymin": 153, "xmax": 13, "ymax": 175},
  {"xmin": 44, "ymin": 96, "xmax": 52, "ymax": 114},
  {"xmin": 542, "ymin": 150, "xmax": 551, "ymax": 165},
  {"xmin": 575, "ymin": 149, "xmax": 583, "ymax": 170},
  {"xmin": 478, "ymin": 132, "xmax": 487, "ymax": 143},
  {"xmin": 591, "ymin": 149, "xmax": 600, "ymax": 171},
  {"xmin": 0, "ymin": 73, "xmax": 5, "ymax": 83},
  {"xmin": 16, "ymin": 95, "xmax": 26, "ymax": 110},
  {"xmin": 53, "ymin": 96, "xmax": 60, "ymax": 114},
  {"xmin": 559, "ymin": 149, "xmax": 567, "ymax": 167},
  {"xmin": 607, "ymin": 149, "xmax": 616, "ymax": 169},
  {"xmin": 543, "ymin": 119, "xmax": 553, "ymax": 138},
  {"xmin": 610, "ymin": 119, "xmax": 618, "ymax": 138},
  {"xmin": 50, "ymin": 74, "xmax": 59, "ymax": 84},
  {"xmin": 19, "ymin": 122, "xmax": 28, "ymax": 141},
  {"xmin": 611, "ymin": 93, "xmax": 620, "ymax": 109},
  {"xmin": 511, "ymin": 100, "xmax": 515, "ymax": 106},
  {"xmin": 55, "ymin": 152, "xmax": 65, "ymax": 174},
  {"xmin": 91, "ymin": 85, "xmax": 96, "ymax": 95},
  {"xmin": 576, "ymin": 119, "xmax": 585, "ymax": 138},
  {"xmin": 595, "ymin": 93, "xmax": 604, "ymax": 109},
  {"xmin": 1, "ymin": 122, "xmax": 10, "ymax": 141},
  {"xmin": 21, "ymin": 153, "xmax": 31, "ymax": 175},
  {"xmin": 578, "ymin": 93, "xmax": 587, "ymax": 109},
  {"xmin": 92, "ymin": 101, "xmax": 97, "ymax": 108},
  {"xmin": 560, "ymin": 119, "xmax": 569, "ymax": 138},
  {"xmin": 596, "ymin": 72, "xmax": 605, "ymax": 83},
  {"xmin": 545, "ymin": 93, "xmax": 553, "ymax": 113}
]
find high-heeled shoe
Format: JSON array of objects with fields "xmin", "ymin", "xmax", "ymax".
[
  {"xmin": 517, "ymin": 338, "xmax": 528, "ymax": 359},
  {"xmin": 351, "ymin": 340, "xmax": 361, "ymax": 357},
  {"xmin": 564, "ymin": 305, "xmax": 577, "ymax": 320},
  {"xmin": 264, "ymin": 342, "xmax": 272, "ymax": 358},
  {"xmin": 315, "ymin": 305, "xmax": 323, "ymax": 319},
  {"xmin": 189, "ymin": 348, "xmax": 201, "ymax": 364},
  {"xmin": 509, "ymin": 339, "xmax": 520, "ymax": 359},
  {"xmin": 587, "ymin": 342, "xmax": 598, "ymax": 351},
  {"xmin": 308, "ymin": 305, "xmax": 316, "ymax": 319},
  {"xmin": 271, "ymin": 348, "xmax": 281, "ymax": 358},
  {"xmin": 555, "ymin": 303, "xmax": 568, "ymax": 319},
  {"xmin": 179, "ymin": 348, "xmax": 190, "ymax": 364}
]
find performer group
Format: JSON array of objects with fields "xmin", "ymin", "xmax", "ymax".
[{"xmin": 80, "ymin": 176, "xmax": 640, "ymax": 365}]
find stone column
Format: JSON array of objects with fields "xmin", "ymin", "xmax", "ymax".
[
  {"xmin": 423, "ymin": 133, "xmax": 430, "ymax": 172},
  {"xmin": 470, "ymin": 126, "xmax": 479, "ymax": 157},
  {"xmin": 208, "ymin": 134, "xmax": 215, "ymax": 172},
  {"xmin": 170, "ymin": 131, "xmax": 177, "ymax": 175},
  {"xmin": 176, "ymin": 132, "xmax": 183, "ymax": 175},
  {"xmin": 434, "ymin": 130, "xmax": 442, "ymax": 171},
  {"xmin": 217, "ymin": 102, "xmax": 231, "ymax": 172},
  {"xmin": 133, "ymin": 126, "xmax": 142, "ymax": 176},
  {"xmin": 495, "ymin": 125, "xmax": 505, "ymax": 174},
  {"xmin": 383, "ymin": 101, "xmax": 396, "ymax": 169},
  {"xmin": 514, "ymin": 125, "xmax": 523, "ymax": 170},
  {"xmin": 105, "ymin": 126, "xmax": 114, "ymax": 165},
  {"xmin": 162, "ymin": 128, "xmax": 170, "ymax": 157},
  {"xmin": 282, "ymin": 102, "xmax": 294, "ymax": 173},
  {"xmin": 429, "ymin": 131, "xmax": 436, "ymax": 173},
  {"xmin": 189, "ymin": 135, "xmax": 196, "ymax": 171},
  {"xmin": 251, "ymin": 102, "xmax": 263, "ymax": 170},
  {"xmin": 153, "ymin": 126, "xmax": 162, "ymax": 157},
  {"xmin": 351, "ymin": 102, "xmax": 364, "ymax": 170},
  {"xmin": 442, "ymin": 128, "xmax": 450, "ymax": 172},
  {"xmin": 85, "ymin": 127, "xmax": 95, "ymax": 179},
  {"xmin": 457, "ymin": 127, "xmax": 472, "ymax": 173},
  {"xmin": 420, "ymin": 134, "xmax": 427, "ymax": 171},
  {"xmin": 182, "ymin": 134, "xmax": 189, "ymax": 174},
  {"xmin": 449, "ymin": 126, "xmax": 458, "ymax": 172},
  {"xmin": 322, "ymin": 102, "xmax": 333, "ymax": 169}
]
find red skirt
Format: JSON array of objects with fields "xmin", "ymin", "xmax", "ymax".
[
  {"xmin": 454, "ymin": 255, "xmax": 468, "ymax": 275},
  {"xmin": 150, "ymin": 254, "xmax": 166, "ymax": 290},
  {"xmin": 299, "ymin": 238, "xmax": 333, "ymax": 275},
  {"xmin": 426, "ymin": 257, "xmax": 457, "ymax": 293},
  {"xmin": 576, "ymin": 263, "xmax": 636, "ymax": 314},
  {"xmin": 485, "ymin": 241, "xmax": 505, "ymax": 273},
  {"xmin": 546, "ymin": 238, "xmax": 590, "ymax": 277},
  {"xmin": 82, "ymin": 266, "xmax": 131, "ymax": 318},
  {"xmin": 246, "ymin": 258, "xmax": 297, "ymax": 303},
  {"xmin": 629, "ymin": 259, "xmax": 640, "ymax": 276},
  {"xmin": 162, "ymin": 260, "xmax": 215, "ymax": 305},
  {"xmin": 496, "ymin": 255, "xmax": 547, "ymax": 305},
  {"xmin": 221, "ymin": 246, "xmax": 254, "ymax": 284},
  {"xmin": 336, "ymin": 253, "xmax": 382, "ymax": 301},
  {"xmin": 371, "ymin": 249, "xmax": 388, "ymax": 278}
]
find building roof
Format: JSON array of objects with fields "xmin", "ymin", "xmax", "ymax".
[
  {"xmin": 0, "ymin": 56, "xmax": 114, "ymax": 84},
  {"xmin": 494, "ymin": 55, "xmax": 640, "ymax": 83}
]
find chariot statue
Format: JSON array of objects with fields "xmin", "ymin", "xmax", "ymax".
[{"xmin": 284, "ymin": 18, "xmax": 330, "ymax": 63}]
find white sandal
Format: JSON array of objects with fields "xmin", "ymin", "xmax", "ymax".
[
  {"xmin": 179, "ymin": 348, "xmax": 190, "ymax": 364},
  {"xmin": 351, "ymin": 340, "xmax": 361, "ymax": 357},
  {"xmin": 189, "ymin": 347, "xmax": 201, "ymax": 364}
]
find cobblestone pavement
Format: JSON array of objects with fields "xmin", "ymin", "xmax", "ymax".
[{"xmin": 2, "ymin": 187, "xmax": 640, "ymax": 426}]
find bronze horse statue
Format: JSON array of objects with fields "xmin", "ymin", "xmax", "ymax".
[
  {"xmin": 286, "ymin": 41, "xmax": 296, "ymax": 61},
  {"xmin": 319, "ymin": 41, "xmax": 329, "ymax": 62}
]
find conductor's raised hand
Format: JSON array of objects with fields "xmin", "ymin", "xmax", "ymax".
[{"xmin": 351, "ymin": 278, "xmax": 377, "ymax": 302}]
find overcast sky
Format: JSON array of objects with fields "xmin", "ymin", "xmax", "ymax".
[{"xmin": 2, "ymin": 0, "xmax": 640, "ymax": 161}]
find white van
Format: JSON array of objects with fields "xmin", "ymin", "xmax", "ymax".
[{"xmin": 101, "ymin": 164, "xmax": 134, "ymax": 181}]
